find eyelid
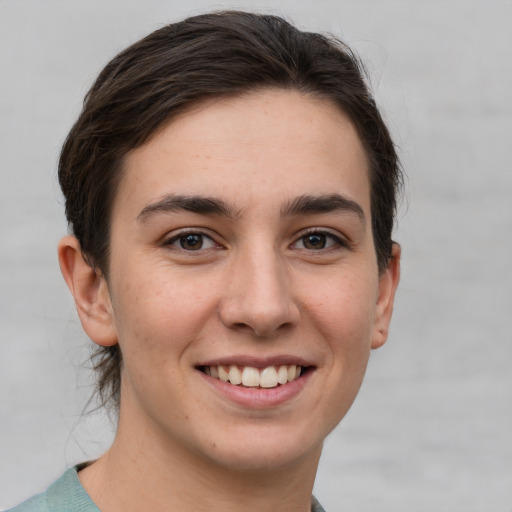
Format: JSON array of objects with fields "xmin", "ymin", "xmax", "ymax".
[
  {"xmin": 163, "ymin": 228, "xmax": 223, "ymax": 251},
  {"xmin": 291, "ymin": 227, "xmax": 351, "ymax": 250},
  {"xmin": 161, "ymin": 226, "xmax": 350, "ymax": 252}
]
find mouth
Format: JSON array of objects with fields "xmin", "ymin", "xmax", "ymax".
[{"xmin": 198, "ymin": 364, "xmax": 309, "ymax": 389}]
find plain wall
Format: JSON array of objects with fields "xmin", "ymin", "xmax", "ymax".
[{"xmin": 1, "ymin": 0, "xmax": 511, "ymax": 510}]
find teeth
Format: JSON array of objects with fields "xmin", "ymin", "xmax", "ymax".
[
  {"xmin": 205, "ymin": 364, "xmax": 304, "ymax": 388},
  {"xmin": 241, "ymin": 366, "xmax": 260, "ymax": 387},
  {"xmin": 219, "ymin": 365, "xmax": 229, "ymax": 382},
  {"xmin": 260, "ymin": 366, "xmax": 278, "ymax": 388},
  {"xmin": 228, "ymin": 365, "xmax": 242, "ymax": 385},
  {"xmin": 277, "ymin": 365, "xmax": 288, "ymax": 385}
]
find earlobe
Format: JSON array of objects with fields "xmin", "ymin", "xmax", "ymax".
[
  {"xmin": 371, "ymin": 243, "xmax": 401, "ymax": 349},
  {"xmin": 58, "ymin": 235, "xmax": 118, "ymax": 347}
]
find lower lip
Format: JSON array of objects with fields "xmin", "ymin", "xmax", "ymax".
[{"xmin": 199, "ymin": 369, "xmax": 314, "ymax": 409}]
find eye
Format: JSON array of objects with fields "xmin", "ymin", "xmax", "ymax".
[
  {"xmin": 167, "ymin": 232, "xmax": 219, "ymax": 251},
  {"xmin": 292, "ymin": 231, "xmax": 344, "ymax": 250}
]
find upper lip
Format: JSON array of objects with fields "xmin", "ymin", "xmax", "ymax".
[{"xmin": 197, "ymin": 355, "xmax": 314, "ymax": 368}]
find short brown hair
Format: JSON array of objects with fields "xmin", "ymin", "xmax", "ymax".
[{"xmin": 59, "ymin": 11, "xmax": 402, "ymax": 409}]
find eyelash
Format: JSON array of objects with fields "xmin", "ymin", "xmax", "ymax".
[
  {"xmin": 164, "ymin": 229, "xmax": 220, "ymax": 252},
  {"xmin": 164, "ymin": 228, "xmax": 348, "ymax": 253},
  {"xmin": 292, "ymin": 229, "xmax": 349, "ymax": 251}
]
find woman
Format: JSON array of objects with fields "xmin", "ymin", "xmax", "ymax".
[{"xmin": 11, "ymin": 11, "xmax": 401, "ymax": 512}]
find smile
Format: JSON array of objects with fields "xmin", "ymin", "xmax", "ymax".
[{"xmin": 200, "ymin": 364, "xmax": 304, "ymax": 388}]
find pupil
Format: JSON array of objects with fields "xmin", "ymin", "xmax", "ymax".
[
  {"xmin": 304, "ymin": 234, "xmax": 326, "ymax": 249},
  {"xmin": 181, "ymin": 234, "xmax": 202, "ymax": 250}
]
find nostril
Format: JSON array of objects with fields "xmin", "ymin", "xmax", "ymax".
[{"xmin": 248, "ymin": 320, "xmax": 295, "ymax": 338}]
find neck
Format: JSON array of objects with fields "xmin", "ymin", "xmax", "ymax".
[{"xmin": 79, "ymin": 405, "xmax": 321, "ymax": 512}]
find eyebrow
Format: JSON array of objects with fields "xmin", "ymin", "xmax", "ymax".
[
  {"xmin": 138, "ymin": 194, "xmax": 240, "ymax": 221},
  {"xmin": 281, "ymin": 194, "xmax": 366, "ymax": 225},
  {"xmin": 138, "ymin": 192, "xmax": 366, "ymax": 225}
]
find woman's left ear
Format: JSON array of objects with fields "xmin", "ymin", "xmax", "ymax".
[
  {"xmin": 371, "ymin": 243, "xmax": 401, "ymax": 349},
  {"xmin": 58, "ymin": 235, "xmax": 118, "ymax": 347}
]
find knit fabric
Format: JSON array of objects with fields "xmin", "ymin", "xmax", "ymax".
[{"xmin": 9, "ymin": 467, "xmax": 326, "ymax": 512}]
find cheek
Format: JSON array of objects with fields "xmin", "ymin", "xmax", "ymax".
[
  {"xmin": 313, "ymin": 263, "xmax": 377, "ymax": 320},
  {"xmin": 305, "ymin": 267, "xmax": 378, "ymax": 361},
  {"xmin": 109, "ymin": 270, "xmax": 218, "ymax": 414},
  {"xmin": 110, "ymin": 266, "xmax": 221, "ymax": 360}
]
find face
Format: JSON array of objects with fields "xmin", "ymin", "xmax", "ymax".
[{"xmin": 94, "ymin": 90, "xmax": 398, "ymax": 471}]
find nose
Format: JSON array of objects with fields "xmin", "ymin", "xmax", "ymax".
[{"xmin": 218, "ymin": 249, "xmax": 300, "ymax": 338}]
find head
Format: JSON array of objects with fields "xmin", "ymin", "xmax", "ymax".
[{"xmin": 58, "ymin": 11, "xmax": 401, "ymax": 411}]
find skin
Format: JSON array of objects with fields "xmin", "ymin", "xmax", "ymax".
[{"xmin": 59, "ymin": 89, "xmax": 400, "ymax": 512}]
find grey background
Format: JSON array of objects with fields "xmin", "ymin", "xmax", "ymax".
[{"xmin": 1, "ymin": 0, "xmax": 511, "ymax": 510}]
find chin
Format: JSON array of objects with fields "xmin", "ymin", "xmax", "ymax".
[{"xmin": 196, "ymin": 423, "xmax": 325, "ymax": 474}]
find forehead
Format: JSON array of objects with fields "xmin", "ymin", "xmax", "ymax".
[{"xmin": 116, "ymin": 89, "xmax": 371, "ymax": 217}]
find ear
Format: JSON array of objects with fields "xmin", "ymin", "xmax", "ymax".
[
  {"xmin": 58, "ymin": 235, "xmax": 118, "ymax": 347},
  {"xmin": 371, "ymin": 243, "xmax": 401, "ymax": 349}
]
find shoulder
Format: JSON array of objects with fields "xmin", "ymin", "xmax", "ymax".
[
  {"xmin": 311, "ymin": 495, "xmax": 326, "ymax": 512},
  {"xmin": 7, "ymin": 493, "xmax": 48, "ymax": 512},
  {"xmin": 6, "ymin": 467, "xmax": 99, "ymax": 512}
]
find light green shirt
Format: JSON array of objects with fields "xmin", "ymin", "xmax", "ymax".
[
  {"xmin": 10, "ymin": 467, "xmax": 326, "ymax": 512},
  {"xmin": 8, "ymin": 468, "xmax": 99, "ymax": 512}
]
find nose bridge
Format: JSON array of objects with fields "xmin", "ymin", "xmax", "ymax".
[{"xmin": 219, "ymin": 241, "xmax": 298, "ymax": 337}]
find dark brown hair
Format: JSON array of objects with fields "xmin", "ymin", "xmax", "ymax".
[{"xmin": 59, "ymin": 11, "xmax": 402, "ymax": 409}]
